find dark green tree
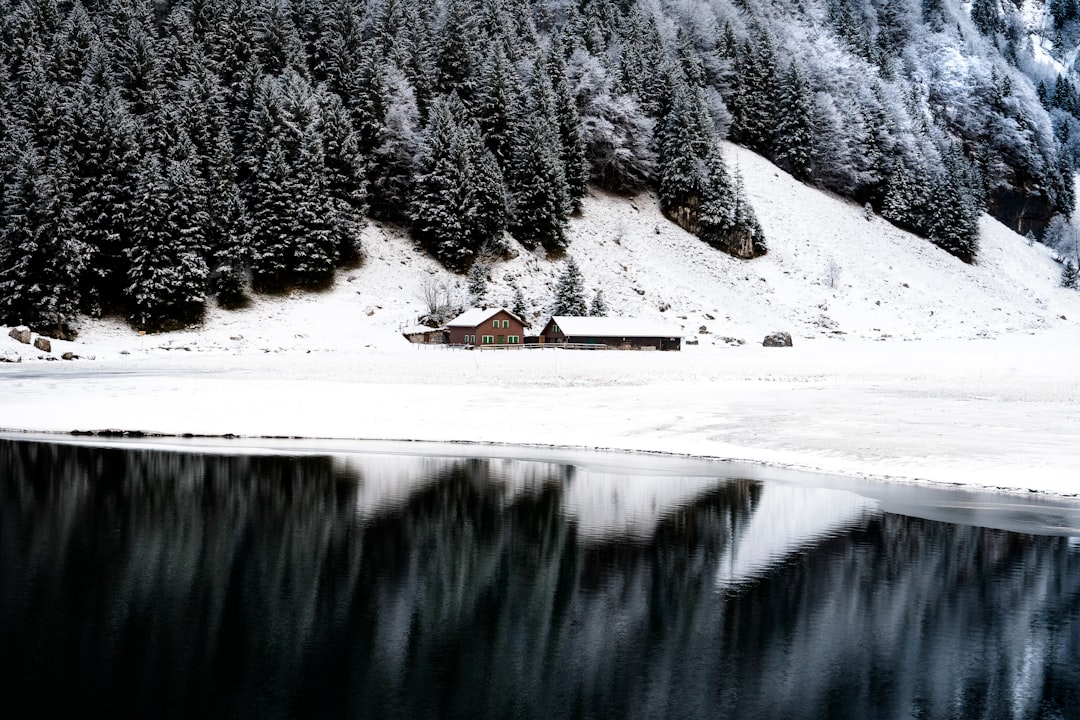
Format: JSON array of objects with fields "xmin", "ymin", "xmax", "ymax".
[
  {"xmin": 0, "ymin": 146, "xmax": 87, "ymax": 335},
  {"xmin": 552, "ymin": 256, "xmax": 587, "ymax": 316}
]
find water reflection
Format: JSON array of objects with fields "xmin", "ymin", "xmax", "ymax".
[{"xmin": 1, "ymin": 439, "xmax": 1079, "ymax": 719}]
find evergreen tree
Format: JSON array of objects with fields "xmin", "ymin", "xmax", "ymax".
[
  {"xmin": 928, "ymin": 157, "xmax": 981, "ymax": 263},
  {"xmin": 467, "ymin": 261, "xmax": 488, "ymax": 306},
  {"xmin": 882, "ymin": 160, "xmax": 931, "ymax": 235},
  {"xmin": 1061, "ymin": 259, "xmax": 1079, "ymax": 289},
  {"xmin": 249, "ymin": 136, "xmax": 294, "ymax": 290},
  {"xmin": 511, "ymin": 283, "xmax": 528, "ymax": 319},
  {"xmin": 507, "ymin": 71, "xmax": 570, "ymax": 254},
  {"xmin": 546, "ymin": 36, "xmax": 588, "ymax": 212},
  {"xmin": 699, "ymin": 145, "xmax": 766, "ymax": 259},
  {"xmin": 728, "ymin": 30, "xmax": 779, "ymax": 156},
  {"xmin": 206, "ymin": 127, "xmax": 250, "ymax": 307},
  {"xmin": 552, "ymin": 256, "xmax": 587, "ymax": 316},
  {"xmin": 971, "ymin": 0, "xmax": 1002, "ymax": 36},
  {"xmin": 589, "ymin": 288, "xmax": 608, "ymax": 316},
  {"xmin": 0, "ymin": 146, "xmax": 86, "ymax": 335},
  {"xmin": 411, "ymin": 94, "xmax": 506, "ymax": 271},
  {"xmin": 474, "ymin": 43, "xmax": 522, "ymax": 168},
  {"xmin": 657, "ymin": 73, "xmax": 712, "ymax": 234},
  {"xmin": 126, "ymin": 152, "xmax": 209, "ymax": 329},
  {"xmin": 773, "ymin": 61, "xmax": 815, "ymax": 182},
  {"xmin": 288, "ymin": 120, "xmax": 339, "ymax": 286}
]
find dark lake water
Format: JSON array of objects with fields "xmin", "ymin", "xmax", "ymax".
[{"xmin": 2, "ymin": 437, "xmax": 1080, "ymax": 720}]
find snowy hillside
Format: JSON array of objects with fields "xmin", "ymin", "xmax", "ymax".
[{"xmin": 34, "ymin": 141, "xmax": 1078, "ymax": 358}]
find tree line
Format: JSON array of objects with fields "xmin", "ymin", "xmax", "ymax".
[{"xmin": 1, "ymin": 0, "xmax": 1077, "ymax": 334}]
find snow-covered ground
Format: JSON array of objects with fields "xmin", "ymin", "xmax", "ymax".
[{"xmin": 2, "ymin": 144, "xmax": 1079, "ymax": 497}]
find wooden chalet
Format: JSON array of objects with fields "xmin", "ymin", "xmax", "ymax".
[
  {"xmin": 537, "ymin": 316, "xmax": 683, "ymax": 351},
  {"xmin": 446, "ymin": 307, "xmax": 528, "ymax": 348}
]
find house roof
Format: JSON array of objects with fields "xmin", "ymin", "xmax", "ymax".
[
  {"xmin": 446, "ymin": 307, "xmax": 525, "ymax": 327},
  {"xmin": 548, "ymin": 316, "xmax": 684, "ymax": 338}
]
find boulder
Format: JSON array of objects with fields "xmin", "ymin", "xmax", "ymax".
[
  {"xmin": 762, "ymin": 331, "xmax": 793, "ymax": 348},
  {"xmin": 8, "ymin": 326, "xmax": 30, "ymax": 344},
  {"xmin": 62, "ymin": 352, "xmax": 76, "ymax": 360},
  {"xmin": 33, "ymin": 337, "xmax": 52, "ymax": 353}
]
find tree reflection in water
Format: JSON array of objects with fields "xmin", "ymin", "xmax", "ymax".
[{"xmin": 1, "ymin": 439, "xmax": 1078, "ymax": 719}]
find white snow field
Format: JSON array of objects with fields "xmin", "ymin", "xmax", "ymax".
[{"xmin": 2, "ymin": 144, "xmax": 1079, "ymax": 497}]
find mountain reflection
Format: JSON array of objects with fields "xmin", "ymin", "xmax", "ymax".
[{"xmin": 1, "ymin": 439, "xmax": 1078, "ymax": 720}]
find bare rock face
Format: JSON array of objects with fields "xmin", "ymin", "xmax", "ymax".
[
  {"xmin": 762, "ymin": 331, "xmax": 793, "ymax": 348},
  {"xmin": 33, "ymin": 337, "xmax": 52, "ymax": 353},
  {"xmin": 9, "ymin": 326, "xmax": 31, "ymax": 344}
]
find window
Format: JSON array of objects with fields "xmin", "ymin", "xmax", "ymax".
[
  {"xmin": 502, "ymin": 320, "xmax": 510, "ymax": 328},
  {"xmin": 552, "ymin": 324, "xmax": 560, "ymax": 334},
  {"xmin": 493, "ymin": 320, "xmax": 499, "ymax": 328},
  {"xmin": 508, "ymin": 336, "xmax": 519, "ymax": 344},
  {"xmin": 482, "ymin": 335, "xmax": 494, "ymax": 344}
]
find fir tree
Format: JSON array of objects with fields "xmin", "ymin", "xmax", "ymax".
[
  {"xmin": 698, "ymin": 146, "xmax": 766, "ymax": 259},
  {"xmin": 507, "ymin": 110, "xmax": 570, "ymax": 253},
  {"xmin": 928, "ymin": 157, "xmax": 981, "ymax": 263},
  {"xmin": 126, "ymin": 152, "xmax": 209, "ymax": 330},
  {"xmin": 589, "ymin": 289, "xmax": 608, "ymax": 316},
  {"xmin": 511, "ymin": 283, "xmax": 528, "ymax": 319},
  {"xmin": 468, "ymin": 261, "xmax": 488, "ymax": 306},
  {"xmin": 0, "ymin": 146, "xmax": 87, "ymax": 335},
  {"xmin": 1061, "ymin": 259, "xmax": 1079, "ymax": 289},
  {"xmin": 545, "ymin": 37, "xmax": 588, "ymax": 212},
  {"xmin": 411, "ymin": 94, "xmax": 506, "ymax": 271},
  {"xmin": 657, "ymin": 73, "xmax": 712, "ymax": 234},
  {"xmin": 249, "ymin": 136, "xmax": 294, "ymax": 290},
  {"xmin": 552, "ymin": 256, "xmax": 587, "ymax": 316},
  {"xmin": 728, "ymin": 30, "xmax": 779, "ymax": 156},
  {"xmin": 773, "ymin": 61, "xmax": 815, "ymax": 182}
]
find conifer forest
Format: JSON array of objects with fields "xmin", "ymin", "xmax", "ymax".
[{"xmin": 1, "ymin": 0, "xmax": 1079, "ymax": 333}]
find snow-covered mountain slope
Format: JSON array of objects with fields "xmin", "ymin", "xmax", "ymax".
[{"xmin": 52, "ymin": 141, "xmax": 1080, "ymax": 358}]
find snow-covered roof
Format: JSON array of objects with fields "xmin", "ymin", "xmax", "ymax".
[
  {"xmin": 446, "ymin": 307, "xmax": 524, "ymax": 327},
  {"xmin": 400, "ymin": 325, "xmax": 444, "ymax": 335},
  {"xmin": 549, "ymin": 316, "xmax": 684, "ymax": 338}
]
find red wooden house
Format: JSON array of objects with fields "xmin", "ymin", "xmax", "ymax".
[{"xmin": 446, "ymin": 308, "xmax": 528, "ymax": 348}]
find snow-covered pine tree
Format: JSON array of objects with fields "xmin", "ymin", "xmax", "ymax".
[
  {"xmin": 507, "ymin": 70, "xmax": 570, "ymax": 253},
  {"xmin": 511, "ymin": 283, "xmax": 528, "ymax": 319},
  {"xmin": 552, "ymin": 256, "xmax": 588, "ymax": 316},
  {"xmin": 773, "ymin": 61, "xmax": 815, "ymax": 182},
  {"xmin": 64, "ymin": 87, "xmax": 143, "ymax": 314},
  {"xmin": 545, "ymin": 36, "xmax": 588, "ymax": 212},
  {"xmin": 412, "ymin": 94, "xmax": 505, "ymax": 271},
  {"xmin": 126, "ymin": 151, "xmax": 209, "ymax": 330},
  {"xmin": 698, "ymin": 144, "xmax": 767, "ymax": 259},
  {"xmin": 0, "ymin": 145, "xmax": 87, "ymax": 336},
  {"xmin": 882, "ymin": 160, "xmax": 931, "ymax": 235},
  {"xmin": 928, "ymin": 154, "xmax": 981, "ymax": 263},
  {"xmin": 657, "ymin": 72, "xmax": 712, "ymax": 234},
  {"xmin": 206, "ymin": 127, "xmax": 250, "ymax": 307},
  {"xmin": 728, "ymin": 30, "xmax": 778, "ymax": 157},
  {"xmin": 474, "ymin": 42, "xmax": 523, "ymax": 169},
  {"xmin": 589, "ymin": 289, "xmax": 608, "ymax": 316},
  {"xmin": 468, "ymin": 261, "xmax": 488, "ymax": 306},
  {"xmin": 288, "ymin": 120, "xmax": 338, "ymax": 286},
  {"xmin": 1061, "ymin": 259, "xmax": 1080, "ymax": 289},
  {"xmin": 249, "ymin": 136, "xmax": 294, "ymax": 290}
]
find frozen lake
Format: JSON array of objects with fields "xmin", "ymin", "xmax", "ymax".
[{"xmin": 2, "ymin": 437, "xmax": 1080, "ymax": 719}]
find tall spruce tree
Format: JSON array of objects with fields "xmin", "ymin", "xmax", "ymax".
[
  {"xmin": 657, "ymin": 73, "xmax": 712, "ymax": 234},
  {"xmin": 773, "ymin": 61, "xmax": 815, "ymax": 182},
  {"xmin": 411, "ymin": 94, "xmax": 505, "ymax": 271},
  {"xmin": 0, "ymin": 145, "xmax": 86, "ymax": 335},
  {"xmin": 552, "ymin": 256, "xmax": 587, "ymax": 316},
  {"xmin": 126, "ymin": 151, "xmax": 209, "ymax": 329},
  {"xmin": 698, "ymin": 145, "xmax": 766, "ymax": 259}
]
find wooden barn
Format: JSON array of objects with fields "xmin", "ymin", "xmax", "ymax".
[
  {"xmin": 401, "ymin": 325, "xmax": 449, "ymax": 345},
  {"xmin": 538, "ymin": 316, "xmax": 683, "ymax": 351},
  {"xmin": 446, "ymin": 307, "xmax": 528, "ymax": 347}
]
